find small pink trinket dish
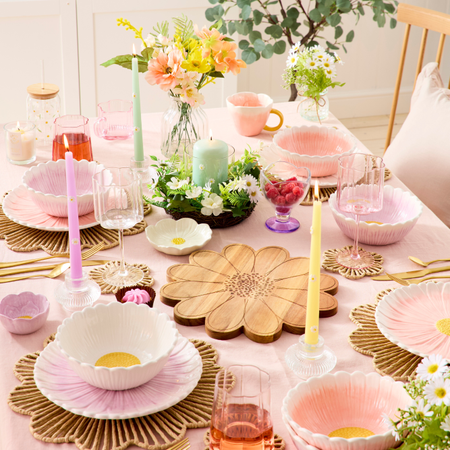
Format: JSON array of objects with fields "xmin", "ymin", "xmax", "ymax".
[{"xmin": 0, "ymin": 292, "xmax": 49, "ymax": 334}]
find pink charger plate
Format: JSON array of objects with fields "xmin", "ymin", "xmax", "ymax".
[
  {"xmin": 34, "ymin": 337, "xmax": 203, "ymax": 420},
  {"xmin": 3, "ymin": 185, "xmax": 98, "ymax": 231}
]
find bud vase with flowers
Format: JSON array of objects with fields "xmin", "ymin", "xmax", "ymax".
[{"xmin": 102, "ymin": 15, "xmax": 246, "ymax": 158}]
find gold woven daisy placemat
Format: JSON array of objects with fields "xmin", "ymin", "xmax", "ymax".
[
  {"xmin": 8, "ymin": 334, "xmax": 232, "ymax": 450},
  {"xmin": 349, "ymin": 288, "xmax": 422, "ymax": 381},
  {"xmin": 0, "ymin": 196, "xmax": 151, "ymax": 255},
  {"xmin": 203, "ymin": 431, "xmax": 285, "ymax": 450}
]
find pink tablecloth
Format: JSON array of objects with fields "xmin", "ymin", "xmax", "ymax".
[{"xmin": 1, "ymin": 102, "xmax": 449, "ymax": 450}]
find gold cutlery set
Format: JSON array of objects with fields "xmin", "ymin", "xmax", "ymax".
[{"xmin": 0, "ymin": 243, "xmax": 107, "ymax": 283}]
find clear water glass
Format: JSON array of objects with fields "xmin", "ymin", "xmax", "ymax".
[{"xmin": 94, "ymin": 100, "xmax": 133, "ymax": 140}]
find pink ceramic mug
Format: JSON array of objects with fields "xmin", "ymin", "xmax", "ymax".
[{"xmin": 226, "ymin": 92, "xmax": 284, "ymax": 137}]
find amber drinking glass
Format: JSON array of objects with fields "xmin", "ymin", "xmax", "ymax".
[{"xmin": 52, "ymin": 115, "xmax": 93, "ymax": 161}]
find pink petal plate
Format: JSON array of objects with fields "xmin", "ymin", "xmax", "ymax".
[
  {"xmin": 34, "ymin": 337, "xmax": 203, "ymax": 419},
  {"xmin": 375, "ymin": 282, "xmax": 450, "ymax": 358},
  {"xmin": 282, "ymin": 416, "xmax": 320, "ymax": 450},
  {"xmin": 3, "ymin": 185, "xmax": 98, "ymax": 232}
]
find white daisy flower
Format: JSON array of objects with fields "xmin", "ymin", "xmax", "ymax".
[
  {"xmin": 310, "ymin": 325, "xmax": 318, "ymax": 333},
  {"xmin": 185, "ymin": 186, "xmax": 203, "ymax": 199},
  {"xmin": 413, "ymin": 399, "xmax": 434, "ymax": 419},
  {"xmin": 167, "ymin": 177, "xmax": 188, "ymax": 190},
  {"xmin": 248, "ymin": 188, "xmax": 260, "ymax": 203},
  {"xmin": 199, "ymin": 164, "xmax": 205, "ymax": 171},
  {"xmin": 286, "ymin": 54, "xmax": 299, "ymax": 68},
  {"xmin": 424, "ymin": 377, "xmax": 450, "ymax": 406},
  {"xmin": 416, "ymin": 355, "xmax": 448, "ymax": 381},
  {"xmin": 320, "ymin": 56, "xmax": 334, "ymax": 70},
  {"xmin": 381, "ymin": 413, "xmax": 400, "ymax": 441},
  {"xmin": 441, "ymin": 415, "xmax": 450, "ymax": 432},
  {"xmin": 208, "ymin": 178, "xmax": 215, "ymax": 185},
  {"xmin": 242, "ymin": 174, "xmax": 257, "ymax": 191},
  {"xmin": 324, "ymin": 67, "xmax": 337, "ymax": 78},
  {"xmin": 201, "ymin": 193, "xmax": 223, "ymax": 216},
  {"xmin": 305, "ymin": 57, "xmax": 319, "ymax": 70},
  {"xmin": 292, "ymin": 41, "xmax": 302, "ymax": 53},
  {"xmin": 233, "ymin": 178, "xmax": 248, "ymax": 191},
  {"xmin": 334, "ymin": 52, "xmax": 344, "ymax": 65}
]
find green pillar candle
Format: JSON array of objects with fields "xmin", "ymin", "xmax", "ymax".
[
  {"xmin": 192, "ymin": 135, "xmax": 229, "ymax": 188},
  {"xmin": 132, "ymin": 47, "xmax": 144, "ymax": 162}
]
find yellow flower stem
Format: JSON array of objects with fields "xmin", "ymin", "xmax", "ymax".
[{"xmin": 197, "ymin": 75, "xmax": 216, "ymax": 91}]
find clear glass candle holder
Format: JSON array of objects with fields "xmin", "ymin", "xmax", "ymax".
[{"xmin": 4, "ymin": 121, "xmax": 36, "ymax": 165}]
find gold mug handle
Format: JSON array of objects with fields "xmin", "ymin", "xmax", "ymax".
[{"xmin": 263, "ymin": 109, "xmax": 284, "ymax": 132}]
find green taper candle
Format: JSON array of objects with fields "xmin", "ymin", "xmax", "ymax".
[{"xmin": 132, "ymin": 46, "xmax": 144, "ymax": 162}]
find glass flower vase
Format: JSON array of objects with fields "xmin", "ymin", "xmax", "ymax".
[
  {"xmin": 298, "ymin": 89, "xmax": 329, "ymax": 123},
  {"xmin": 161, "ymin": 95, "xmax": 209, "ymax": 159}
]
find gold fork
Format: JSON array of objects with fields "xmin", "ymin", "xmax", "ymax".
[
  {"xmin": 0, "ymin": 260, "xmax": 109, "ymax": 283},
  {"xmin": 168, "ymin": 438, "xmax": 190, "ymax": 450},
  {"xmin": 386, "ymin": 273, "xmax": 450, "ymax": 286},
  {"xmin": 0, "ymin": 243, "xmax": 105, "ymax": 269}
]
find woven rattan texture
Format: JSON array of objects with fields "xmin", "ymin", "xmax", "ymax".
[
  {"xmin": 349, "ymin": 288, "xmax": 422, "ymax": 381},
  {"xmin": 8, "ymin": 334, "xmax": 232, "ymax": 450}
]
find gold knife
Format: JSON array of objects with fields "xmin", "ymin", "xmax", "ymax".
[
  {"xmin": 0, "ymin": 260, "xmax": 110, "ymax": 277},
  {"xmin": 372, "ymin": 264, "xmax": 450, "ymax": 281}
]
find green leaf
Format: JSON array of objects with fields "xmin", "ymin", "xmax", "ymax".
[
  {"xmin": 334, "ymin": 25, "xmax": 343, "ymax": 39},
  {"xmin": 309, "ymin": 8, "xmax": 322, "ymax": 22},
  {"xmin": 141, "ymin": 47, "xmax": 153, "ymax": 61},
  {"xmin": 228, "ymin": 21, "xmax": 236, "ymax": 35},
  {"xmin": 287, "ymin": 7, "xmax": 299, "ymax": 19},
  {"xmin": 376, "ymin": 13, "xmax": 386, "ymax": 27},
  {"xmin": 253, "ymin": 9, "xmax": 264, "ymax": 26},
  {"xmin": 336, "ymin": 0, "xmax": 352, "ymax": 13},
  {"xmin": 242, "ymin": 48, "xmax": 258, "ymax": 64},
  {"xmin": 208, "ymin": 0, "xmax": 219, "ymax": 3},
  {"xmin": 219, "ymin": 23, "xmax": 227, "ymax": 34},
  {"xmin": 241, "ymin": 4, "xmax": 251, "ymax": 20},
  {"xmin": 342, "ymin": 43, "xmax": 347, "ymax": 53},
  {"xmin": 357, "ymin": 4, "xmax": 365, "ymax": 15},
  {"xmin": 249, "ymin": 30, "xmax": 262, "ymax": 43},
  {"xmin": 384, "ymin": 2, "xmax": 395, "ymax": 13},
  {"xmin": 346, "ymin": 30, "xmax": 354, "ymax": 42},
  {"xmin": 326, "ymin": 14, "xmax": 341, "ymax": 27},
  {"xmin": 239, "ymin": 39, "xmax": 250, "ymax": 50},
  {"xmin": 205, "ymin": 5, "xmax": 224, "ymax": 22},
  {"xmin": 253, "ymin": 38, "xmax": 265, "ymax": 52},
  {"xmin": 150, "ymin": 155, "xmax": 158, "ymax": 161},
  {"xmin": 281, "ymin": 17, "xmax": 295, "ymax": 28},
  {"xmin": 209, "ymin": 71, "xmax": 225, "ymax": 78},
  {"xmin": 101, "ymin": 54, "xmax": 148, "ymax": 72},
  {"xmin": 237, "ymin": 0, "xmax": 250, "ymax": 7},
  {"xmin": 236, "ymin": 21, "xmax": 251, "ymax": 35},
  {"xmin": 261, "ymin": 43, "xmax": 274, "ymax": 59},
  {"xmin": 265, "ymin": 24, "xmax": 283, "ymax": 39},
  {"xmin": 318, "ymin": 3, "xmax": 330, "ymax": 15},
  {"xmin": 390, "ymin": 17, "xmax": 397, "ymax": 28},
  {"xmin": 326, "ymin": 40, "xmax": 339, "ymax": 50},
  {"xmin": 273, "ymin": 40, "xmax": 286, "ymax": 54}
]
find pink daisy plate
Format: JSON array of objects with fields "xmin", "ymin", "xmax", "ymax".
[
  {"xmin": 3, "ymin": 185, "xmax": 98, "ymax": 231},
  {"xmin": 375, "ymin": 283, "xmax": 450, "ymax": 358},
  {"xmin": 34, "ymin": 337, "xmax": 203, "ymax": 419}
]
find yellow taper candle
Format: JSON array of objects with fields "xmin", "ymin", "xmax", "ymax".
[{"xmin": 305, "ymin": 181, "xmax": 321, "ymax": 346}]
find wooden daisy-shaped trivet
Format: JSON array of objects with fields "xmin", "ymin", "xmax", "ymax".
[
  {"xmin": 349, "ymin": 288, "xmax": 422, "ymax": 381},
  {"xmin": 89, "ymin": 261, "xmax": 154, "ymax": 294},
  {"xmin": 322, "ymin": 246, "xmax": 384, "ymax": 279}
]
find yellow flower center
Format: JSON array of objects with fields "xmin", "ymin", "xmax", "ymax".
[
  {"xmin": 435, "ymin": 387, "xmax": 447, "ymax": 399},
  {"xmin": 18, "ymin": 315, "xmax": 32, "ymax": 319},
  {"xmin": 436, "ymin": 318, "xmax": 450, "ymax": 336},
  {"xmin": 95, "ymin": 352, "xmax": 140, "ymax": 368},
  {"xmin": 166, "ymin": 67, "xmax": 172, "ymax": 74},
  {"xmin": 172, "ymin": 237, "xmax": 186, "ymax": 245},
  {"xmin": 251, "ymin": 191, "xmax": 257, "ymax": 197},
  {"xmin": 323, "ymin": 62, "xmax": 330, "ymax": 68},
  {"xmin": 246, "ymin": 181, "xmax": 251, "ymax": 186},
  {"xmin": 428, "ymin": 363, "xmax": 439, "ymax": 374},
  {"xmin": 328, "ymin": 427, "xmax": 374, "ymax": 439}
]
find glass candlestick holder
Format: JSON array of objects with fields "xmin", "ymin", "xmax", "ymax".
[
  {"xmin": 285, "ymin": 335, "xmax": 336, "ymax": 379},
  {"xmin": 130, "ymin": 156, "xmax": 152, "ymax": 185},
  {"xmin": 55, "ymin": 270, "xmax": 101, "ymax": 311}
]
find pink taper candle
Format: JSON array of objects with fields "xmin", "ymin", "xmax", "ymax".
[{"xmin": 63, "ymin": 134, "xmax": 83, "ymax": 279}]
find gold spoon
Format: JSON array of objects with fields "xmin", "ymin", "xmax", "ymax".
[
  {"xmin": 386, "ymin": 273, "xmax": 450, "ymax": 286},
  {"xmin": 408, "ymin": 256, "xmax": 450, "ymax": 267}
]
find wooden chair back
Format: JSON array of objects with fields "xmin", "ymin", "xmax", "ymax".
[{"xmin": 384, "ymin": 3, "xmax": 450, "ymax": 153}]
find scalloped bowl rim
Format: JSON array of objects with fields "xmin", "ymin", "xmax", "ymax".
[
  {"xmin": 0, "ymin": 292, "xmax": 49, "ymax": 322},
  {"xmin": 329, "ymin": 185, "xmax": 423, "ymax": 231},
  {"xmin": 375, "ymin": 282, "xmax": 449, "ymax": 358},
  {"xmin": 145, "ymin": 218, "xmax": 213, "ymax": 252},
  {"xmin": 281, "ymin": 371, "xmax": 407, "ymax": 446},
  {"xmin": 273, "ymin": 126, "xmax": 357, "ymax": 161},
  {"xmin": 22, "ymin": 159, "xmax": 105, "ymax": 201},
  {"xmin": 56, "ymin": 302, "xmax": 178, "ymax": 375}
]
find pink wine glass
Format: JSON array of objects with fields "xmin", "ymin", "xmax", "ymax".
[
  {"xmin": 336, "ymin": 153, "xmax": 385, "ymax": 268},
  {"xmin": 261, "ymin": 161, "xmax": 311, "ymax": 233}
]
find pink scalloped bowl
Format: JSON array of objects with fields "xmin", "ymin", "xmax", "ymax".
[
  {"xmin": 0, "ymin": 292, "xmax": 49, "ymax": 334},
  {"xmin": 282, "ymin": 371, "xmax": 411, "ymax": 450},
  {"xmin": 375, "ymin": 282, "xmax": 450, "ymax": 358},
  {"xmin": 329, "ymin": 185, "xmax": 423, "ymax": 246},
  {"xmin": 272, "ymin": 126, "xmax": 356, "ymax": 177},
  {"xmin": 22, "ymin": 159, "xmax": 106, "ymax": 217}
]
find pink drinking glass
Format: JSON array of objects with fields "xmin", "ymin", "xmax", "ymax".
[
  {"xmin": 94, "ymin": 100, "xmax": 133, "ymax": 140},
  {"xmin": 336, "ymin": 153, "xmax": 385, "ymax": 268}
]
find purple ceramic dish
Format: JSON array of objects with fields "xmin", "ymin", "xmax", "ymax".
[{"xmin": 0, "ymin": 292, "xmax": 49, "ymax": 334}]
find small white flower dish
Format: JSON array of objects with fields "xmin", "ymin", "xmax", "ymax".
[
  {"xmin": 145, "ymin": 218, "xmax": 212, "ymax": 256},
  {"xmin": 282, "ymin": 371, "xmax": 411, "ymax": 450},
  {"xmin": 56, "ymin": 302, "xmax": 179, "ymax": 390},
  {"xmin": 272, "ymin": 126, "xmax": 357, "ymax": 177},
  {"xmin": 329, "ymin": 185, "xmax": 423, "ymax": 246},
  {"xmin": 22, "ymin": 159, "xmax": 106, "ymax": 217},
  {"xmin": 0, "ymin": 292, "xmax": 49, "ymax": 335}
]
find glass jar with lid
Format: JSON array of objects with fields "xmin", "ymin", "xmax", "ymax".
[{"xmin": 26, "ymin": 83, "xmax": 61, "ymax": 146}]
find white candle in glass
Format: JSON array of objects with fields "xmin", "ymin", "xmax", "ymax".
[{"xmin": 4, "ymin": 121, "xmax": 36, "ymax": 165}]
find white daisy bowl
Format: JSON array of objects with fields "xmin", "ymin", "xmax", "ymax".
[
  {"xmin": 22, "ymin": 159, "xmax": 106, "ymax": 217},
  {"xmin": 145, "ymin": 218, "xmax": 212, "ymax": 256},
  {"xmin": 329, "ymin": 185, "xmax": 423, "ymax": 246},
  {"xmin": 56, "ymin": 302, "xmax": 179, "ymax": 390},
  {"xmin": 282, "ymin": 371, "xmax": 411, "ymax": 450},
  {"xmin": 272, "ymin": 126, "xmax": 357, "ymax": 177}
]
